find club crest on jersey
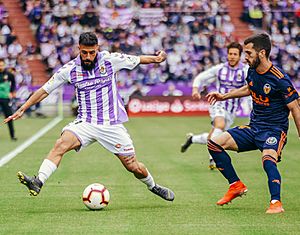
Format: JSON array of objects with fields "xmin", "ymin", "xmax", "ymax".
[
  {"xmin": 263, "ymin": 84, "xmax": 271, "ymax": 94},
  {"xmin": 236, "ymin": 71, "xmax": 243, "ymax": 81},
  {"xmin": 266, "ymin": 137, "xmax": 277, "ymax": 145},
  {"xmin": 99, "ymin": 65, "xmax": 106, "ymax": 75}
]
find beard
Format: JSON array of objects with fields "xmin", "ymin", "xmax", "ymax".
[
  {"xmin": 229, "ymin": 60, "xmax": 239, "ymax": 67},
  {"xmin": 248, "ymin": 56, "xmax": 261, "ymax": 69},
  {"xmin": 81, "ymin": 57, "xmax": 97, "ymax": 71}
]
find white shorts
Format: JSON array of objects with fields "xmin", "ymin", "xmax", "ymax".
[
  {"xmin": 209, "ymin": 103, "xmax": 235, "ymax": 130},
  {"xmin": 62, "ymin": 120, "xmax": 135, "ymax": 156}
]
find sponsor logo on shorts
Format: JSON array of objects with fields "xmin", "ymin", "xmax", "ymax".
[
  {"xmin": 115, "ymin": 144, "xmax": 122, "ymax": 148},
  {"xmin": 124, "ymin": 147, "xmax": 134, "ymax": 152},
  {"xmin": 266, "ymin": 137, "xmax": 277, "ymax": 145}
]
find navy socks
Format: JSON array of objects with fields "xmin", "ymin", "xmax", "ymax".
[
  {"xmin": 207, "ymin": 139, "xmax": 239, "ymax": 184},
  {"xmin": 263, "ymin": 155, "xmax": 281, "ymax": 201}
]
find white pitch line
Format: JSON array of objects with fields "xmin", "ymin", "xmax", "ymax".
[{"xmin": 0, "ymin": 116, "xmax": 63, "ymax": 167}]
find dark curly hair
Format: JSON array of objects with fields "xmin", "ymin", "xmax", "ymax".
[{"xmin": 79, "ymin": 32, "xmax": 98, "ymax": 46}]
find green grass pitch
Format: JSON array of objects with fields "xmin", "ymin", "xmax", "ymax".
[{"xmin": 0, "ymin": 116, "xmax": 299, "ymax": 234}]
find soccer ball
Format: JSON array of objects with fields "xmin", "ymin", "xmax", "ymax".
[{"xmin": 82, "ymin": 183, "xmax": 110, "ymax": 210}]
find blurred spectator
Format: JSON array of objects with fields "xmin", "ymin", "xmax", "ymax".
[
  {"xmin": 8, "ymin": 38, "xmax": 23, "ymax": 59},
  {"xmin": 16, "ymin": 0, "xmax": 297, "ymax": 92},
  {"xmin": 242, "ymin": 0, "xmax": 299, "ymax": 80},
  {"xmin": 129, "ymin": 82, "xmax": 144, "ymax": 98},
  {"xmin": 21, "ymin": 0, "xmax": 234, "ymax": 87},
  {"xmin": 0, "ymin": 2, "xmax": 31, "ymax": 93},
  {"xmin": 163, "ymin": 83, "xmax": 183, "ymax": 96},
  {"xmin": 0, "ymin": 58, "xmax": 17, "ymax": 140},
  {"xmin": 0, "ymin": 0, "xmax": 8, "ymax": 21}
]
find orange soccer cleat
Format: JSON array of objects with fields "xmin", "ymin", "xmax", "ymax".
[
  {"xmin": 266, "ymin": 201, "xmax": 284, "ymax": 214},
  {"xmin": 217, "ymin": 180, "xmax": 248, "ymax": 206}
]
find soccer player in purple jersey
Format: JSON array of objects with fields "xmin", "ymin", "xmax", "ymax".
[
  {"xmin": 206, "ymin": 33, "xmax": 300, "ymax": 213},
  {"xmin": 181, "ymin": 42, "xmax": 249, "ymax": 170},
  {"xmin": 4, "ymin": 32, "xmax": 175, "ymax": 201}
]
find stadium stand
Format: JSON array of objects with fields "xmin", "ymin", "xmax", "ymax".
[
  {"xmin": 241, "ymin": 0, "xmax": 299, "ymax": 81},
  {"xmin": 0, "ymin": 0, "xmax": 31, "ymax": 88},
  {"xmin": 2, "ymin": 0, "xmax": 48, "ymax": 86},
  {"xmin": 18, "ymin": 0, "xmax": 239, "ymax": 89}
]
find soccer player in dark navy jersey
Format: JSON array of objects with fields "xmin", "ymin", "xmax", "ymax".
[
  {"xmin": 206, "ymin": 33, "xmax": 300, "ymax": 214},
  {"xmin": 246, "ymin": 65, "xmax": 296, "ymax": 132}
]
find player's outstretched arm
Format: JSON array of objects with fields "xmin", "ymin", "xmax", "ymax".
[
  {"xmin": 206, "ymin": 85, "xmax": 250, "ymax": 105},
  {"xmin": 139, "ymin": 51, "xmax": 167, "ymax": 64},
  {"xmin": 287, "ymin": 99, "xmax": 300, "ymax": 138},
  {"xmin": 192, "ymin": 64, "xmax": 220, "ymax": 100},
  {"xmin": 4, "ymin": 87, "xmax": 49, "ymax": 123}
]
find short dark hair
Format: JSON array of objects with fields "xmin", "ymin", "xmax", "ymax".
[
  {"xmin": 79, "ymin": 32, "xmax": 98, "ymax": 46},
  {"xmin": 244, "ymin": 33, "xmax": 271, "ymax": 58},
  {"xmin": 227, "ymin": 42, "xmax": 243, "ymax": 56}
]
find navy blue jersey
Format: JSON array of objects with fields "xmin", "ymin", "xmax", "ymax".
[{"xmin": 246, "ymin": 64, "xmax": 299, "ymax": 131}]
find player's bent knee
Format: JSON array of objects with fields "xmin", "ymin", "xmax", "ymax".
[
  {"xmin": 214, "ymin": 123, "xmax": 225, "ymax": 130},
  {"xmin": 207, "ymin": 139, "xmax": 224, "ymax": 153},
  {"xmin": 209, "ymin": 136, "xmax": 224, "ymax": 148},
  {"xmin": 127, "ymin": 162, "xmax": 143, "ymax": 174},
  {"xmin": 213, "ymin": 117, "xmax": 226, "ymax": 129},
  {"xmin": 262, "ymin": 150, "xmax": 279, "ymax": 162},
  {"xmin": 211, "ymin": 132, "xmax": 237, "ymax": 150},
  {"xmin": 138, "ymin": 161, "xmax": 145, "ymax": 169},
  {"xmin": 118, "ymin": 155, "xmax": 135, "ymax": 171},
  {"xmin": 53, "ymin": 138, "xmax": 72, "ymax": 154}
]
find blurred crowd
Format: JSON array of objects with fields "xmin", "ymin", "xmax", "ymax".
[
  {"xmin": 0, "ymin": 0, "xmax": 32, "ymax": 89},
  {"xmin": 20, "ymin": 0, "xmax": 236, "ymax": 90},
  {"xmin": 242, "ymin": 0, "xmax": 300, "ymax": 82}
]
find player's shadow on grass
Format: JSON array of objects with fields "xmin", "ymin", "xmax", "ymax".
[
  {"xmin": 23, "ymin": 203, "xmax": 173, "ymax": 214},
  {"xmin": 107, "ymin": 203, "xmax": 173, "ymax": 212}
]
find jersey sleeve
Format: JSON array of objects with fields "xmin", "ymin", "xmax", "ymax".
[
  {"xmin": 42, "ymin": 64, "xmax": 72, "ymax": 94},
  {"xmin": 192, "ymin": 63, "xmax": 223, "ymax": 88},
  {"xmin": 277, "ymin": 76, "xmax": 299, "ymax": 105},
  {"xmin": 109, "ymin": 52, "xmax": 140, "ymax": 72}
]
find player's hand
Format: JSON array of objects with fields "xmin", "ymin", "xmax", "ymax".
[
  {"xmin": 192, "ymin": 87, "xmax": 201, "ymax": 100},
  {"xmin": 3, "ymin": 108, "xmax": 25, "ymax": 123},
  {"xmin": 155, "ymin": 50, "xmax": 167, "ymax": 63},
  {"xmin": 192, "ymin": 90, "xmax": 201, "ymax": 100},
  {"xmin": 206, "ymin": 92, "xmax": 224, "ymax": 105}
]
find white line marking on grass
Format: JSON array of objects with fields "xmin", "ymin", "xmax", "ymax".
[{"xmin": 0, "ymin": 116, "xmax": 63, "ymax": 167}]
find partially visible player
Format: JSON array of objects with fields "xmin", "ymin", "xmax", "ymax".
[
  {"xmin": 206, "ymin": 33, "xmax": 300, "ymax": 213},
  {"xmin": 4, "ymin": 32, "xmax": 175, "ymax": 202},
  {"xmin": 181, "ymin": 42, "xmax": 249, "ymax": 169},
  {"xmin": 0, "ymin": 59, "xmax": 17, "ymax": 141}
]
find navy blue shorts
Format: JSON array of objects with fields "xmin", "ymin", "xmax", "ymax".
[{"xmin": 227, "ymin": 125, "xmax": 287, "ymax": 161}]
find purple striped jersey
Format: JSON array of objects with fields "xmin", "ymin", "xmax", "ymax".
[
  {"xmin": 42, "ymin": 51, "xmax": 140, "ymax": 125},
  {"xmin": 217, "ymin": 62, "xmax": 248, "ymax": 114},
  {"xmin": 193, "ymin": 62, "xmax": 248, "ymax": 114}
]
